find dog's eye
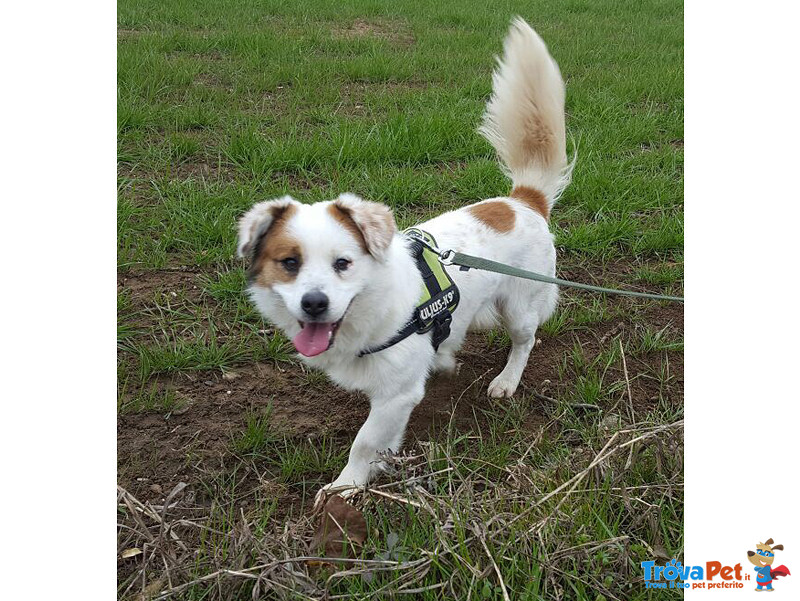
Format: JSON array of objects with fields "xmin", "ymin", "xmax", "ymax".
[
  {"xmin": 333, "ymin": 258, "xmax": 351, "ymax": 273},
  {"xmin": 280, "ymin": 257, "xmax": 300, "ymax": 273}
]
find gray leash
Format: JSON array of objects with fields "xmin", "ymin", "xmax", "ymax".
[{"xmin": 438, "ymin": 249, "xmax": 684, "ymax": 303}]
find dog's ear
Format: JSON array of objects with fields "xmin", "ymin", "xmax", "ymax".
[
  {"xmin": 331, "ymin": 193, "xmax": 397, "ymax": 261},
  {"xmin": 772, "ymin": 544, "xmax": 783, "ymax": 551},
  {"xmin": 237, "ymin": 196, "xmax": 297, "ymax": 259},
  {"xmin": 764, "ymin": 538, "xmax": 774, "ymax": 546}
]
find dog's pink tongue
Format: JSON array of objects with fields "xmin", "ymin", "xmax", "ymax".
[{"xmin": 293, "ymin": 322, "xmax": 335, "ymax": 357}]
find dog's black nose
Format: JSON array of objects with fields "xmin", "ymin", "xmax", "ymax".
[{"xmin": 301, "ymin": 291, "xmax": 329, "ymax": 318}]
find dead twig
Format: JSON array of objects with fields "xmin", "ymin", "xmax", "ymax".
[
  {"xmin": 472, "ymin": 521, "xmax": 511, "ymax": 601},
  {"xmin": 619, "ymin": 339, "xmax": 635, "ymax": 425}
]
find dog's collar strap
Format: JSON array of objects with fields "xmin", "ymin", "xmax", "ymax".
[{"xmin": 358, "ymin": 228, "xmax": 460, "ymax": 357}]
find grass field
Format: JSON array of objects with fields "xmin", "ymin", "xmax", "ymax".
[{"xmin": 117, "ymin": 0, "xmax": 683, "ymax": 599}]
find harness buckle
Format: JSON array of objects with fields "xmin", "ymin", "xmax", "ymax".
[{"xmin": 430, "ymin": 312, "xmax": 452, "ymax": 350}]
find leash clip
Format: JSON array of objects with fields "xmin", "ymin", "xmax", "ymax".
[{"xmin": 439, "ymin": 249, "xmax": 456, "ymax": 265}]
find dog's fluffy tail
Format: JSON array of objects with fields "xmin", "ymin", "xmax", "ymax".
[{"xmin": 479, "ymin": 18, "xmax": 573, "ymax": 209}]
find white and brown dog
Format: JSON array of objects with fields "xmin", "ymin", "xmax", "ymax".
[{"xmin": 237, "ymin": 19, "xmax": 573, "ymax": 498}]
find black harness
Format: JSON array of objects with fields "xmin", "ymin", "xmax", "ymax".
[{"xmin": 358, "ymin": 229, "xmax": 460, "ymax": 357}]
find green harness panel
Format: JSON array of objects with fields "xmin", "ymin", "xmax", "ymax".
[
  {"xmin": 408, "ymin": 228, "xmax": 460, "ymax": 333},
  {"xmin": 358, "ymin": 228, "xmax": 460, "ymax": 357}
]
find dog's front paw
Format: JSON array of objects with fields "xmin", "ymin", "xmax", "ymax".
[
  {"xmin": 487, "ymin": 375, "xmax": 518, "ymax": 398},
  {"xmin": 314, "ymin": 481, "xmax": 360, "ymax": 512}
]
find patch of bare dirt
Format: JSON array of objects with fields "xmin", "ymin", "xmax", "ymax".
[
  {"xmin": 332, "ymin": 18, "xmax": 415, "ymax": 47},
  {"xmin": 118, "ymin": 360, "xmax": 349, "ymax": 509},
  {"xmin": 117, "ymin": 28, "xmax": 145, "ymax": 40},
  {"xmin": 118, "ymin": 268, "xmax": 206, "ymax": 306},
  {"xmin": 627, "ymin": 100, "xmax": 673, "ymax": 114},
  {"xmin": 331, "ymin": 81, "xmax": 430, "ymax": 116},
  {"xmin": 168, "ymin": 50, "xmax": 226, "ymax": 62},
  {"xmin": 118, "ymin": 158, "xmax": 238, "ymax": 186},
  {"xmin": 639, "ymin": 139, "xmax": 684, "ymax": 153},
  {"xmin": 192, "ymin": 72, "xmax": 229, "ymax": 88}
]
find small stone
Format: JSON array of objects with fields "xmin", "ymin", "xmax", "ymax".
[
  {"xmin": 121, "ymin": 548, "xmax": 143, "ymax": 559},
  {"xmin": 600, "ymin": 414, "xmax": 620, "ymax": 431},
  {"xmin": 171, "ymin": 401, "xmax": 191, "ymax": 416},
  {"xmin": 149, "ymin": 484, "xmax": 163, "ymax": 495}
]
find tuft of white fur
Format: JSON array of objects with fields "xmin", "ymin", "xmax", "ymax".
[{"xmin": 479, "ymin": 17, "xmax": 574, "ymax": 207}]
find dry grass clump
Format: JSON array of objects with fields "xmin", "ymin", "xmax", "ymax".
[{"xmin": 118, "ymin": 418, "xmax": 683, "ymax": 600}]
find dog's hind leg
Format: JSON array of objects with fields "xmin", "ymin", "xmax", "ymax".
[
  {"xmin": 487, "ymin": 285, "xmax": 556, "ymax": 398},
  {"xmin": 487, "ymin": 322, "xmax": 536, "ymax": 398}
]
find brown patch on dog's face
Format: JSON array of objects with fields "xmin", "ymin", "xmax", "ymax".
[
  {"xmin": 510, "ymin": 185, "xmax": 550, "ymax": 220},
  {"xmin": 327, "ymin": 203, "xmax": 369, "ymax": 254},
  {"xmin": 248, "ymin": 204, "xmax": 302, "ymax": 287},
  {"xmin": 468, "ymin": 201, "xmax": 516, "ymax": 232}
]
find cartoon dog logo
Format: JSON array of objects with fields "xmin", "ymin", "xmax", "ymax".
[{"xmin": 747, "ymin": 538, "xmax": 791, "ymax": 591}]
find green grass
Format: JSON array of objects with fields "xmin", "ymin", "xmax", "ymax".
[
  {"xmin": 632, "ymin": 324, "xmax": 684, "ymax": 355},
  {"xmin": 634, "ymin": 263, "xmax": 683, "ymax": 286},
  {"xmin": 231, "ymin": 406, "xmax": 276, "ymax": 454},
  {"xmin": 117, "ymin": 0, "xmax": 683, "ymax": 599},
  {"xmin": 118, "ymin": 0, "xmax": 682, "ymax": 272},
  {"xmin": 540, "ymin": 297, "xmax": 618, "ymax": 337},
  {"xmin": 232, "ymin": 405, "xmax": 350, "ymax": 487},
  {"xmin": 118, "ymin": 383, "xmax": 185, "ymax": 416},
  {"xmin": 134, "ymin": 334, "xmax": 249, "ymax": 380}
]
